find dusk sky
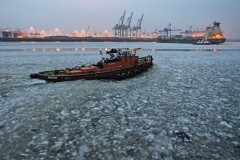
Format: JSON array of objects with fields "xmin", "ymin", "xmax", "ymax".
[{"xmin": 1, "ymin": 0, "xmax": 240, "ymax": 39}]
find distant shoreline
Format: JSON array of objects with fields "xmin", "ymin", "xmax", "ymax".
[
  {"xmin": 0, "ymin": 37, "xmax": 239, "ymax": 42},
  {"xmin": 0, "ymin": 37, "xmax": 157, "ymax": 42}
]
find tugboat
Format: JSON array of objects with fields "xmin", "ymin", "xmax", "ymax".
[
  {"xmin": 30, "ymin": 48, "xmax": 153, "ymax": 82},
  {"xmin": 193, "ymin": 39, "xmax": 212, "ymax": 45}
]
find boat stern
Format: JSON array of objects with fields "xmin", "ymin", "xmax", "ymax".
[{"xmin": 29, "ymin": 73, "xmax": 39, "ymax": 79}]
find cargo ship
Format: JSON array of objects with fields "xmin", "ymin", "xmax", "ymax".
[{"xmin": 157, "ymin": 21, "xmax": 226, "ymax": 44}]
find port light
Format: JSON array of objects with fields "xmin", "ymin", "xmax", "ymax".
[{"xmin": 212, "ymin": 34, "xmax": 222, "ymax": 39}]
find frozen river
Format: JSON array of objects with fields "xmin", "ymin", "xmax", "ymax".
[{"xmin": 0, "ymin": 42, "xmax": 240, "ymax": 159}]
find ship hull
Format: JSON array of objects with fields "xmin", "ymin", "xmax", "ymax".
[
  {"xmin": 207, "ymin": 38, "xmax": 226, "ymax": 44},
  {"xmin": 157, "ymin": 37, "xmax": 226, "ymax": 44},
  {"xmin": 30, "ymin": 51, "xmax": 153, "ymax": 82},
  {"xmin": 157, "ymin": 38, "xmax": 199, "ymax": 44},
  {"xmin": 30, "ymin": 61, "xmax": 153, "ymax": 82}
]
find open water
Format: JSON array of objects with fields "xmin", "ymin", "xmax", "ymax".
[{"xmin": 0, "ymin": 41, "xmax": 240, "ymax": 159}]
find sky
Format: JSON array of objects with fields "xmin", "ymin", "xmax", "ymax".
[{"xmin": 1, "ymin": 0, "xmax": 240, "ymax": 39}]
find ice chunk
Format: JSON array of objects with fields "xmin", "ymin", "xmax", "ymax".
[
  {"xmin": 50, "ymin": 141, "xmax": 63, "ymax": 151},
  {"xmin": 220, "ymin": 121, "xmax": 232, "ymax": 128},
  {"xmin": 61, "ymin": 109, "xmax": 69, "ymax": 116},
  {"xmin": 41, "ymin": 140, "xmax": 49, "ymax": 145}
]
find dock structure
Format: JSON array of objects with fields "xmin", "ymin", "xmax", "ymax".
[{"xmin": 113, "ymin": 11, "xmax": 144, "ymax": 38}]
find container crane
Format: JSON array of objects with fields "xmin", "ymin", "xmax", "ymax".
[
  {"xmin": 159, "ymin": 23, "xmax": 182, "ymax": 38},
  {"xmin": 132, "ymin": 14, "xmax": 144, "ymax": 38},
  {"xmin": 123, "ymin": 12, "xmax": 133, "ymax": 37},
  {"xmin": 180, "ymin": 26, "xmax": 192, "ymax": 36},
  {"xmin": 112, "ymin": 11, "xmax": 126, "ymax": 37},
  {"xmin": 86, "ymin": 26, "xmax": 89, "ymax": 37}
]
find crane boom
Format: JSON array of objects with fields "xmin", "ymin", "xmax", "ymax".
[{"xmin": 159, "ymin": 23, "xmax": 182, "ymax": 37}]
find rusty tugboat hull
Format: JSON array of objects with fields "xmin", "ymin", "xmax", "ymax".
[{"xmin": 30, "ymin": 48, "xmax": 153, "ymax": 82}]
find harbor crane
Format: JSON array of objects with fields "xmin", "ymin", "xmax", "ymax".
[
  {"xmin": 180, "ymin": 26, "xmax": 205, "ymax": 37},
  {"xmin": 113, "ymin": 11, "xmax": 126, "ymax": 37},
  {"xmin": 123, "ymin": 12, "xmax": 133, "ymax": 37},
  {"xmin": 180, "ymin": 26, "xmax": 193, "ymax": 36},
  {"xmin": 132, "ymin": 14, "xmax": 144, "ymax": 38},
  {"xmin": 159, "ymin": 23, "xmax": 182, "ymax": 37},
  {"xmin": 113, "ymin": 11, "xmax": 144, "ymax": 38},
  {"xmin": 86, "ymin": 26, "xmax": 89, "ymax": 37}
]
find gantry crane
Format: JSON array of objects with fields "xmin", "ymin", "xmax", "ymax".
[
  {"xmin": 159, "ymin": 23, "xmax": 182, "ymax": 37},
  {"xmin": 180, "ymin": 26, "xmax": 193, "ymax": 36},
  {"xmin": 132, "ymin": 14, "xmax": 144, "ymax": 38},
  {"xmin": 113, "ymin": 11, "xmax": 144, "ymax": 38},
  {"xmin": 123, "ymin": 12, "xmax": 133, "ymax": 37},
  {"xmin": 86, "ymin": 26, "xmax": 89, "ymax": 37},
  {"xmin": 113, "ymin": 11, "xmax": 126, "ymax": 37}
]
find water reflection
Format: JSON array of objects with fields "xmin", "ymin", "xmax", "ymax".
[{"xmin": 0, "ymin": 47, "xmax": 239, "ymax": 53}]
